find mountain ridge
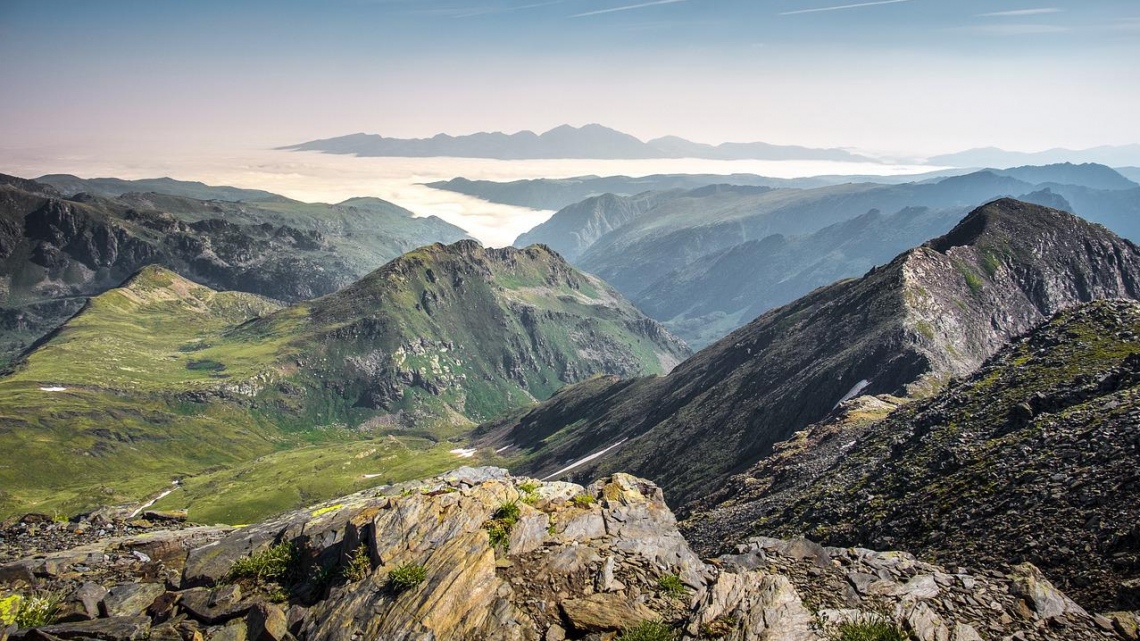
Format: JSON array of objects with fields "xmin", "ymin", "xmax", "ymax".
[
  {"xmin": 481, "ymin": 199, "xmax": 1140, "ymax": 506},
  {"xmin": 0, "ymin": 241, "xmax": 688, "ymax": 519},
  {"xmin": 683, "ymin": 299, "xmax": 1140, "ymax": 612},
  {"xmin": 281, "ymin": 124, "xmax": 876, "ymax": 162}
]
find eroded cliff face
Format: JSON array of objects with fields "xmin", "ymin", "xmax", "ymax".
[{"xmin": 0, "ymin": 468, "xmax": 1125, "ymax": 641}]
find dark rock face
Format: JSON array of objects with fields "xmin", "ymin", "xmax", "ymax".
[
  {"xmin": 685, "ymin": 300, "xmax": 1140, "ymax": 613},
  {"xmin": 490, "ymin": 200, "xmax": 1140, "ymax": 507}
]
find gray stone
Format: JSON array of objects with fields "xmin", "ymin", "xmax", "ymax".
[
  {"xmin": 101, "ymin": 583, "xmax": 165, "ymax": 618},
  {"xmin": 12, "ymin": 617, "xmax": 151, "ymax": 641}
]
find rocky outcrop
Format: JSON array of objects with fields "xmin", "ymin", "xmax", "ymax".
[{"xmin": 0, "ymin": 469, "xmax": 1125, "ymax": 640}]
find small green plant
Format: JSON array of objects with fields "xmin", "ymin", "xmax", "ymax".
[
  {"xmin": 617, "ymin": 620, "xmax": 678, "ymax": 641},
  {"xmin": 13, "ymin": 592, "xmax": 62, "ymax": 629},
  {"xmin": 831, "ymin": 616, "xmax": 911, "ymax": 641},
  {"xmin": 309, "ymin": 563, "xmax": 337, "ymax": 593},
  {"xmin": 341, "ymin": 544, "xmax": 372, "ymax": 582},
  {"xmin": 963, "ymin": 270, "xmax": 984, "ymax": 294},
  {"xmin": 571, "ymin": 493, "xmax": 595, "ymax": 508},
  {"xmin": 388, "ymin": 562, "xmax": 427, "ymax": 592},
  {"xmin": 485, "ymin": 500, "xmax": 522, "ymax": 552},
  {"xmin": 656, "ymin": 573, "xmax": 687, "ymax": 599},
  {"xmin": 518, "ymin": 481, "xmax": 540, "ymax": 494},
  {"xmin": 227, "ymin": 541, "xmax": 298, "ymax": 584},
  {"xmin": 492, "ymin": 500, "xmax": 521, "ymax": 525}
]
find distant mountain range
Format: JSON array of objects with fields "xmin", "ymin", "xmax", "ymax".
[
  {"xmin": 931, "ymin": 145, "xmax": 1140, "ymax": 168},
  {"xmin": 281, "ymin": 124, "xmax": 876, "ymax": 162},
  {"xmin": 513, "ymin": 163, "xmax": 1140, "ymax": 347}
]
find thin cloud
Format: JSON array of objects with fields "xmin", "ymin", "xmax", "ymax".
[
  {"xmin": 957, "ymin": 23, "xmax": 1069, "ymax": 35},
  {"xmin": 573, "ymin": 0, "xmax": 686, "ymax": 18},
  {"xmin": 779, "ymin": 0, "xmax": 911, "ymax": 17},
  {"xmin": 976, "ymin": 8, "xmax": 1062, "ymax": 18}
]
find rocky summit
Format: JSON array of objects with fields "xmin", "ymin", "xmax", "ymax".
[
  {"xmin": 0, "ymin": 468, "xmax": 1128, "ymax": 641},
  {"xmin": 684, "ymin": 299, "xmax": 1140, "ymax": 614}
]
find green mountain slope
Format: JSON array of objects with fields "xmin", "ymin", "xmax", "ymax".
[
  {"xmin": 0, "ymin": 242, "xmax": 688, "ymax": 519},
  {"xmin": 480, "ymin": 200, "xmax": 1140, "ymax": 506},
  {"xmin": 684, "ymin": 300, "xmax": 1140, "ymax": 612},
  {"xmin": 0, "ymin": 174, "xmax": 470, "ymax": 366}
]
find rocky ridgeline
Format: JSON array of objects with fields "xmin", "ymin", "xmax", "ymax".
[
  {"xmin": 1, "ymin": 469, "xmax": 1130, "ymax": 641},
  {"xmin": 683, "ymin": 300, "xmax": 1140, "ymax": 614}
]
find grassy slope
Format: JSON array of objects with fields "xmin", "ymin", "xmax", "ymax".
[
  {"xmin": 0, "ymin": 267, "xmax": 286, "ymax": 515},
  {"xmin": 0, "ymin": 244, "xmax": 686, "ymax": 521}
]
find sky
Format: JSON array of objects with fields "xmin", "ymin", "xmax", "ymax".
[{"xmin": 1, "ymin": 0, "xmax": 1138, "ymax": 160}]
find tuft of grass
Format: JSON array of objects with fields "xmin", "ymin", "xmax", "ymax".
[
  {"xmin": 617, "ymin": 620, "xmax": 678, "ymax": 641},
  {"xmin": 341, "ymin": 544, "xmax": 372, "ymax": 582},
  {"xmin": 484, "ymin": 500, "xmax": 524, "ymax": 552},
  {"xmin": 657, "ymin": 573, "xmax": 687, "ymax": 599},
  {"xmin": 388, "ymin": 562, "xmax": 427, "ymax": 592},
  {"xmin": 227, "ymin": 541, "xmax": 298, "ymax": 584},
  {"xmin": 571, "ymin": 493, "xmax": 595, "ymax": 508},
  {"xmin": 831, "ymin": 617, "xmax": 911, "ymax": 641}
]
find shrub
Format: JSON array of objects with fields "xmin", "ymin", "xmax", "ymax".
[
  {"xmin": 341, "ymin": 544, "xmax": 372, "ymax": 582},
  {"xmin": 657, "ymin": 573, "xmax": 687, "ymax": 599},
  {"xmin": 227, "ymin": 542, "xmax": 297, "ymax": 584},
  {"xmin": 617, "ymin": 620, "xmax": 678, "ymax": 641},
  {"xmin": 388, "ymin": 562, "xmax": 427, "ymax": 592},
  {"xmin": 831, "ymin": 617, "xmax": 911, "ymax": 641}
]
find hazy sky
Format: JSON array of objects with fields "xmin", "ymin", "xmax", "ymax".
[{"xmin": 1, "ymin": 0, "xmax": 1138, "ymax": 157}]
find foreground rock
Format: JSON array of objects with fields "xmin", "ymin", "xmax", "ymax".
[{"xmin": 1, "ymin": 468, "xmax": 1127, "ymax": 640}]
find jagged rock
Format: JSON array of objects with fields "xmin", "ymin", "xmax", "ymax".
[
  {"xmin": 11, "ymin": 617, "xmax": 151, "ymax": 641},
  {"xmin": 1010, "ymin": 563, "xmax": 1089, "ymax": 620},
  {"xmin": 1, "ymin": 468, "xmax": 1122, "ymax": 641},
  {"xmin": 56, "ymin": 582, "xmax": 108, "ymax": 621},
  {"xmin": 687, "ymin": 570, "xmax": 823, "ymax": 640},
  {"xmin": 101, "ymin": 583, "xmax": 165, "ymax": 618},
  {"xmin": 951, "ymin": 623, "xmax": 984, "ymax": 641},
  {"xmin": 245, "ymin": 603, "xmax": 288, "ymax": 641},
  {"xmin": 206, "ymin": 619, "xmax": 248, "ymax": 641},
  {"xmin": 0, "ymin": 564, "xmax": 34, "ymax": 587},
  {"xmin": 904, "ymin": 602, "xmax": 950, "ymax": 641},
  {"xmin": 179, "ymin": 588, "xmax": 254, "ymax": 626},
  {"xmin": 559, "ymin": 593, "xmax": 657, "ymax": 632}
]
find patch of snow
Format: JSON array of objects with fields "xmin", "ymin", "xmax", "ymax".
[
  {"xmin": 495, "ymin": 445, "xmax": 511, "ymax": 453},
  {"xmin": 542, "ymin": 439, "xmax": 628, "ymax": 481},
  {"xmin": 40, "ymin": 386, "xmax": 67, "ymax": 392},
  {"xmin": 129, "ymin": 481, "xmax": 180, "ymax": 517},
  {"xmin": 833, "ymin": 379, "xmax": 872, "ymax": 409},
  {"xmin": 450, "ymin": 448, "xmax": 477, "ymax": 458},
  {"xmin": 362, "ymin": 473, "xmax": 383, "ymax": 479}
]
